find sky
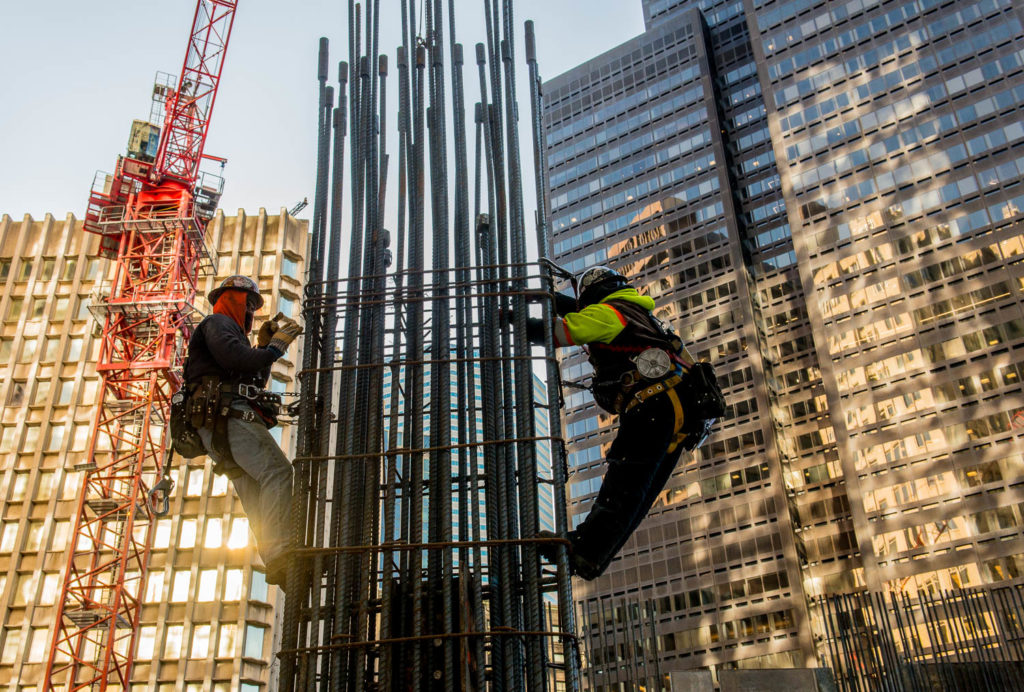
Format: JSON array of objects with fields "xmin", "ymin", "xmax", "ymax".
[{"xmin": 0, "ymin": 1, "xmax": 645, "ymax": 222}]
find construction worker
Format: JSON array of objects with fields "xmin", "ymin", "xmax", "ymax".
[
  {"xmin": 180, "ymin": 276, "xmax": 303, "ymax": 588},
  {"xmin": 516, "ymin": 266, "xmax": 724, "ymax": 580}
]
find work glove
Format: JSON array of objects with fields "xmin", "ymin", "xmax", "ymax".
[
  {"xmin": 267, "ymin": 319, "xmax": 304, "ymax": 356},
  {"xmin": 256, "ymin": 318, "xmax": 280, "ymax": 347},
  {"xmin": 502, "ymin": 307, "xmax": 546, "ymax": 344}
]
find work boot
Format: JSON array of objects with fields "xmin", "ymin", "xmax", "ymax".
[
  {"xmin": 265, "ymin": 556, "xmax": 289, "ymax": 593},
  {"xmin": 535, "ymin": 530, "xmax": 563, "ymax": 563},
  {"xmin": 570, "ymin": 552, "xmax": 602, "ymax": 581}
]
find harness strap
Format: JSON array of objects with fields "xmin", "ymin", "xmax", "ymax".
[
  {"xmin": 622, "ymin": 373, "xmax": 690, "ymax": 452},
  {"xmin": 623, "ymin": 374, "xmax": 683, "ymax": 413},
  {"xmin": 665, "ymin": 387, "xmax": 688, "ymax": 454}
]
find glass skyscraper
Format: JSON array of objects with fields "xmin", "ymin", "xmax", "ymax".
[{"xmin": 544, "ymin": 0, "xmax": 1024, "ymax": 685}]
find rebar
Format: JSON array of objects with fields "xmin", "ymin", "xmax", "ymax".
[
  {"xmin": 278, "ymin": 3, "xmax": 580, "ymax": 690},
  {"xmin": 815, "ymin": 586, "xmax": 1024, "ymax": 691}
]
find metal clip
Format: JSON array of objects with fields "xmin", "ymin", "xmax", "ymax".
[{"xmin": 149, "ymin": 474, "xmax": 174, "ymax": 517}]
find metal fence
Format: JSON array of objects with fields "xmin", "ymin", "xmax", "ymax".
[
  {"xmin": 817, "ymin": 586, "xmax": 1024, "ymax": 691},
  {"xmin": 274, "ymin": 1, "xmax": 580, "ymax": 689}
]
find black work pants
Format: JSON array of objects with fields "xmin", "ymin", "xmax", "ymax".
[{"xmin": 570, "ymin": 387, "xmax": 687, "ymax": 578}]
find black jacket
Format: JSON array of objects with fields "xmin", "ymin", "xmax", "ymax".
[{"xmin": 184, "ymin": 314, "xmax": 277, "ymax": 387}]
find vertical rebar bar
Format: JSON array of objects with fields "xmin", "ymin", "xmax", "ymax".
[
  {"xmin": 281, "ymin": 37, "xmax": 331, "ymax": 691},
  {"xmin": 525, "ymin": 19, "xmax": 581, "ymax": 689},
  {"xmin": 407, "ymin": 42, "xmax": 428, "ymax": 691}
]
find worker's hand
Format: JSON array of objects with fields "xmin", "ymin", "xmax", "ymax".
[
  {"xmin": 268, "ymin": 320, "xmax": 303, "ymax": 355},
  {"xmin": 256, "ymin": 319, "xmax": 279, "ymax": 347}
]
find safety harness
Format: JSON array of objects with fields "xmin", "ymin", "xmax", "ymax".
[{"xmin": 582, "ymin": 296, "xmax": 726, "ymax": 450}]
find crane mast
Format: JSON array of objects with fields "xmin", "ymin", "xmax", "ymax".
[{"xmin": 44, "ymin": 2, "xmax": 238, "ymax": 689}]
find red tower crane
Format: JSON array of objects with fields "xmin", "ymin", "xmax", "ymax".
[{"xmin": 44, "ymin": 2, "xmax": 238, "ymax": 689}]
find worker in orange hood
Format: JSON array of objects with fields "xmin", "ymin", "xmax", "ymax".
[{"xmin": 179, "ymin": 275, "xmax": 303, "ymax": 589}]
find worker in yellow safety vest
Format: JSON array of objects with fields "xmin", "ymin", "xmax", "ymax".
[{"xmin": 513, "ymin": 266, "xmax": 725, "ymax": 580}]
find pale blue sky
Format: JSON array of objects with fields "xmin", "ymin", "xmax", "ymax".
[{"xmin": 0, "ymin": 1, "xmax": 644, "ymax": 221}]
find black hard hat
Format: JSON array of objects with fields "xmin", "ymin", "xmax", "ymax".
[
  {"xmin": 207, "ymin": 275, "xmax": 264, "ymax": 310},
  {"xmin": 577, "ymin": 265, "xmax": 628, "ymax": 307}
]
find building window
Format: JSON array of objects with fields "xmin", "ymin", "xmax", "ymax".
[
  {"xmin": 42, "ymin": 337, "xmax": 61, "ymax": 362},
  {"xmin": 171, "ymin": 571, "xmax": 191, "ymax": 602},
  {"xmin": 217, "ymin": 623, "xmax": 237, "ymax": 658},
  {"xmin": 46, "ymin": 425, "xmax": 65, "ymax": 452},
  {"xmin": 2, "ymin": 628, "xmax": 22, "ymax": 664},
  {"xmin": 259, "ymin": 254, "xmax": 276, "ymax": 277},
  {"xmin": 34, "ymin": 472, "xmax": 54, "ymax": 500},
  {"xmin": 191, "ymin": 624, "xmax": 211, "ymax": 659},
  {"xmin": 27, "ymin": 628, "xmax": 48, "ymax": 663},
  {"xmin": 6, "ymin": 297, "xmax": 24, "ymax": 321},
  {"xmin": 179, "ymin": 518, "xmax": 197, "ymax": 549},
  {"xmin": 278, "ymin": 295, "xmax": 295, "ymax": 319},
  {"xmin": 25, "ymin": 522, "xmax": 45, "ymax": 551},
  {"xmin": 197, "ymin": 570, "xmax": 218, "ymax": 602},
  {"xmin": 153, "ymin": 519, "xmax": 171, "ymax": 548},
  {"xmin": 136, "ymin": 626, "xmax": 156, "ymax": 660},
  {"xmin": 251, "ymin": 571, "xmax": 269, "ymax": 602},
  {"xmin": 52, "ymin": 297, "xmax": 70, "ymax": 321},
  {"xmin": 204, "ymin": 518, "xmax": 222, "ymax": 549},
  {"xmin": 145, "ymin": 572, "xmax": 165, "ymax": 603},
  {"xmin": 20, "ymin": 338, "xmax": 38, "ymax": 362},
  {"xmin": 224, "ymin": 569, "xmax": 244, "ymax": 601},
  {"xmin": 14, "ymin": 573, "xmax": 37, "ymax": 606},
  {"xmin": 84, "ymin": 258, "xmax": 101, "ymax": 280},
  {"xmin": 282, "ymin": 254, "xmax": 299, "ymax": 277},
  {"xmin": 186, "ymin": 468, "xmax": 205, "ymax": 497},
  {"xmin": 0, "ymin": 523, "xmax": 18, "ymax": 552},
  {"xmin": 60, "ymin": 473, "xmax": 81, "ymax": 501},
  {"xmin": 49, "ymin": 522, "xmax": 69, "ymax": 551},
  {"xmin": 164, "ymin": 624, "xmax": 184, "ymax": 659},
  {"xmin": 39, "ymin": 573, "xmax": 59, "ymax": 605},
  {"xmin": 212, "ymin": 473, "xmax": 229, "ymax": 496},
  {"xmin": 9, "ymin": 472, "xmax": 29, "ymax": 502},
  {"xmin": 228, "ymin": 517, "xmax": 249, "ymax": 549},
  {"xmin": 239, "ymin": 254, "xmax": 254, "ymax": 275},
  {"xmin": 66, "ymin": 337, "xmax": 84, "ymax": 361},
  {"xmin": 31, "ymin": 382, "xmax": 51, "ymax": 410},
  {"xmin": 57, "ymin": 379, "xmax": 74, "ymax": 405},
  {"xmin": 22, "ymin": 425, "xmax": 39, "ymax": 452},
  {"xmin": 29, "ymin": 298, "xmax": 46, "ymax": 320},
  {"xmin": 243, "ymin": 625, "xmax": 265, "ymax": 659}
]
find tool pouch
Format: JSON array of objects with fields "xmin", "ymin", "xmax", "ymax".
[
  {"xmin": 679, "ymin": 361, "xmax": 726, "ymax": 432},
  {"xmin": 170, "ymin": 389, "xmax": 206, "ymax": 459},
  {"xmin": 187, "ymin": 377, "xmax": 243, "ymax": 478}
]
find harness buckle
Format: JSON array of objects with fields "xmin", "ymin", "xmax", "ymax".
[{"xmin": 238, "ymin": 383, "xmax": 261, "ymax": 399}]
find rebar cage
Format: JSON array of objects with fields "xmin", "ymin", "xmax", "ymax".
[{"xmin": 275, "ymin": 2, "xmax": 581, "ymax": 689}]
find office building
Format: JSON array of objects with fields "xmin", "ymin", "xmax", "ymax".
[
  {"xmin": 544, "ymin": 0, "xmax": 1024, "ymax": 685},
  {"xmin": 0, "ymin": 209, "xmax": 306, "ymax": 691}
]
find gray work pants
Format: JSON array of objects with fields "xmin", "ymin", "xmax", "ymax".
[{"xmin": 197, "ymin": 403, "xmax": 293, "ymax": 565}]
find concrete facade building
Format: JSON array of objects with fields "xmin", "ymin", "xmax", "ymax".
[
  {"xmin": 0, "ymin": 209, "xmax": 306, "ymax": 691},
  {"xmin": 544, "ymin": 0, "xmax": 1024, "ymax": 686}
]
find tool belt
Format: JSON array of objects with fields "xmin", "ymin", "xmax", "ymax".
[
  {"xmin": 620, "ymin": 361, "xmax": 727, "ymax": 453},
  {"xmin": 175, "ymin": 377, "xmax": 283, "ymax": 478}
]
